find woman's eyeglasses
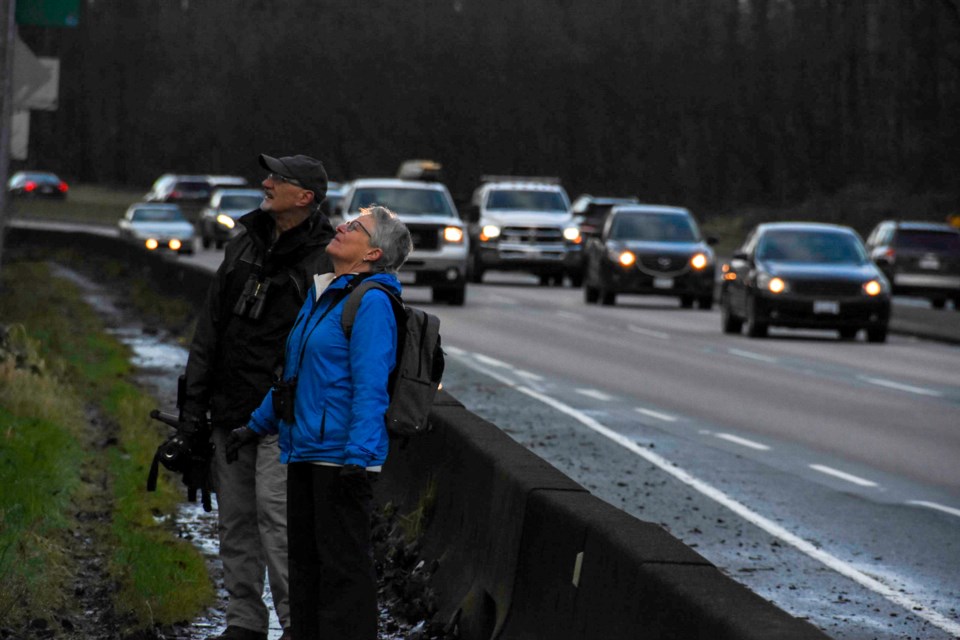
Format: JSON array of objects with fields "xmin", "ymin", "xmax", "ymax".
[{"xmin": 344, "ymin": 218, "xmax": 372, "ymax": 239}]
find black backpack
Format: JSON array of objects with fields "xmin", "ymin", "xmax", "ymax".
[{"xmin": 341, "ymin": 280, "xmax": 445, "ymax": 437}]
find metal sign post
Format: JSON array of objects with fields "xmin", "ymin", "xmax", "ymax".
[{"xmin": 0, "ymin": 0, "xmax": 17, "ymax": 276}]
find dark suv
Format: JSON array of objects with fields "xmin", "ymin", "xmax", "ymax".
[{"xmin": 865, "ymin": 221, "xmax": 960, "ymax": 309}]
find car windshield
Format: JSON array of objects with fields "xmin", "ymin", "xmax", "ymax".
[
  {"xmin": 609, "ymin": 212, "xmax": 698, "ymax": 242},
  {"xmin": 175, "ymin": 181, "xmax": 211, "ymax": 193},
  {"xmin": 486, "ymin": 190, "xmax": 568, "ymax": 212},
  {"xmin": 348, "ymin": 187, "xmax": 453, "ymax": 216},
  {"xmin": 132, "ymin": 208, "xmax": 186, "ymax": 222},
  {"xmin": 757, "ymin": 231, "xmax": 867, "ymax": 264},
  {"xmin": 20, "ymin": 172, "xmax": 60, "ymax": 185},
  {"xmin": 895, "ymin": 230, "xmax": 960, "ymax": 252},
  {"xmin": 219, "ymin": 195, "xmax": 262, "ymax": 210}
]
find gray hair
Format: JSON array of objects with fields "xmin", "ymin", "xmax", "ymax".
[{"xmin": 363, "ymin": 205, "xmax": 413, "ymax": 273}]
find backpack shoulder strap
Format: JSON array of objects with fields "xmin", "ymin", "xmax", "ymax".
[{"xmin": 341, "ymin": 280, "xmax": 402, "ymax": 339}]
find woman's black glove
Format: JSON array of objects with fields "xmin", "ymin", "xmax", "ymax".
[{"xmin": 225, "ymin": 426, "xmax": 260, "ymax": 463}]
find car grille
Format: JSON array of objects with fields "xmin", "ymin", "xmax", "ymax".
[
  {"xmin": 407, "ymin": 224, "xmax": 441, "ymax": 251},
  {"xmin": 790, "ymin": 280, "xmax": 862, "ymax": 296},
  {"xmin": 637, "ymin": 254, "xmax": 689, "ymax": 276},
  {"xmin": 501, "ymin": 226, "xmax": 564, "ymax": 245}
]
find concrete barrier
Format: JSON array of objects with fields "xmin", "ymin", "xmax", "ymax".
[{"xmin": 9, "ymin": 227, "xmax": 831, "ymax": 639}]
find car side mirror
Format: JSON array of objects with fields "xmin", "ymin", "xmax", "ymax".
[{"xmin": 732, "ymin": 250, "xmax": 749, "ymax": 262}]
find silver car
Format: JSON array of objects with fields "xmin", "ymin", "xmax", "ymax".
[
  {"xmin": 118, "ymin": 203, "xmax": 197, "ymax": 255},
  {"xmin": 198, "ymin": 188, "xmax": 264, "ymax": 249}
]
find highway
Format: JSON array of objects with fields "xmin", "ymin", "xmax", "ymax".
[{"xmin": 16, "ymin": 221, "xmax": 960, "ymax": 638}]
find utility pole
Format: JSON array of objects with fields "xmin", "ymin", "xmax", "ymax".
[{"xmin": 0, "ymin": 0, "xmax": 16, "ymax": 277}]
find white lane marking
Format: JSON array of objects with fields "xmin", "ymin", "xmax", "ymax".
[
  {"xmin": 515, "ymin": 369, "xmax": 544, "ymax": 382},
  {"xmin": 809, "ymin": 464, "xmax": 878, "ymax": 488},
  {"xmin": 728, "ymin": 348, "xmax": 779, "ymax": 363},
  {"xmin": 634, "ymin": 407, "xmax": 678, "ymax": 422},
  {"xmin": 859, "ymin": 376, "xmax": 943, "ymax": 397},
  {"xmin": 627, "ymin": 324, "xmax": 670, "ymax": 340},
  {"xmin": 474, "ymin": 353, "xmax": 511, "ymax": 368},
  {"xmin": 557, "ymin": 311, "xmax": 582, "ymax": 321},
  {"xmin": 445, "ymin": 346, "xmax": 466, "ymax": 356},
  {"xmin": 576, "ymin": 388, "xmax": 613, "ymax": 401},
  {"xmin": 907, "ymin": 500, "xmax": 960, "ymax": 519},
  {"xmin": 715, "ymin": 433, "xmax": 771, "ymax": 451},
  {"xmin": 454, "ymin": 353, "xmax": 960, "ymax": 637}
]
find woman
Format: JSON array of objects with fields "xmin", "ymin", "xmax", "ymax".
[{"xmin": 228, "ymin": 205, "xmax": 413, "ymax": 639}]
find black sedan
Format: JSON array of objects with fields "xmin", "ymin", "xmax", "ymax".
[
  {"xmin": 582, "ymin": 205, "xmax": 716, "ymax": 308},
  {"xmin": 7, "ymin": 171, "xmax": 69, "ymax": 199},
  {"xmin": 720, "ymin": 222, "xmax": 891, "ymax": 342}
]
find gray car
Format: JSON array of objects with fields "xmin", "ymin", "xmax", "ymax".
[
  {"xmin": 118, "ymin": 203, "xmax": 197, "ymax": 255},
  {"xmin": 865, "ymin": 220, "xmax": 960, "ymax": 309},
  {"xmin": 198, "ymin": 188, "xmax": 264, "ymax": 249}
]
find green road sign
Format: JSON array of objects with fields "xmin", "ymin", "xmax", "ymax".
[{"xmin": 15, "ymin": 0, "xmax": 80, "ymax": 28}]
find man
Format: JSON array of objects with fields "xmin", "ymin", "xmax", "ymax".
[{"xmin": 181, "ymin": 154, "xmax": 336, "ymax": 640}]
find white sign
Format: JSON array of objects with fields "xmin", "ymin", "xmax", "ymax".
[{"xmin": 11, "ymin": 110, "xmax": 30, "ymax": 161}]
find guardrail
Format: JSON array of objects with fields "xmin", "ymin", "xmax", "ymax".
[{"xmin": 7, "ymin": 225, "xmax": 833, "ymax": 639}]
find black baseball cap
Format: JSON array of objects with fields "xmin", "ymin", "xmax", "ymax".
[{"xmin": 259, "ymin": 153, "xmax": 328, "ymax": 204}]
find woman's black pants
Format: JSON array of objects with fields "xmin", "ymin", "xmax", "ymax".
[{"xmin": 287, "ymin": 463, "xmax": 377, "ymax": 640}]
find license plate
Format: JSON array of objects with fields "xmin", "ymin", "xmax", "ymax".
[
  {"xmin": 918, "ymin": 256, "xmax": 940, "ymax": 270},
  {"xmin": 397, "ymin": 270, "xmax": 415, "ymax": 284},
  {"xmin": 813, "ymin": 300, "xmax": 839, "ymax": 314},
  {"xmin": 653, "ymin": 277, "xmax": 674, "ymax": 289}
]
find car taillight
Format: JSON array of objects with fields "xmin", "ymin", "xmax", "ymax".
[
  {"xmin": 170, "ymin": 191, "xmax": 181, "ymax": 200},
  {"xmin": 24, "ymin": 181, "xmax": 36, "ymax": 192},
  {"xmin": 882, "ymin": 248, "xmax": 895, "ymax": 263},
  {"xmin": 58, "ymin": 182, "xmax": 69, "ymax": 192}
]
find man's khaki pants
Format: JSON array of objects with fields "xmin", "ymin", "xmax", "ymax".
[{"xmin": 212, "ymin": 429, "xmax": 289, "ymax": 635}]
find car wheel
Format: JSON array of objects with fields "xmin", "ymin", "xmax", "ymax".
[
  {"xmin": 215, "ymin": 238, "xmax": 225, "ymax": 249},
  {"xmin": 866, "ymin": 325, "xmax": 888, "ymax": 343},
  {"xmin": 745, "ymin": 297, "xmax": 768, "ymax": 338},
  {"xmin": 584, "ymin": 284, "xmax": 599, "ymax": 304},
  {"xmin": 600, "ymin": 288, "xmax": 616, "ymax": 306},
  {"xmin": 568, "ymin": 271, "xmax": 584, "ymax": 288},
  {"xmin": 931, "ymin": 298, "xmax": 946, "ymax": 310},
  {"xmin": 721, "ymin": 298, "xmax": 743, "ymax": 334},
  {"xmin": 201, "ymin": 235, "xmax": 211, "ymax": 249},
  {"xmin": 838, "ymin": 327, "xmax": 858, "ymax": 340},
  {"xmin": 680, "ymin": 296, "xmax": 694, "ymax": 309},
  {"xmin": 698, "ymin": 296, "xmax": 714, "ymax": 310}
]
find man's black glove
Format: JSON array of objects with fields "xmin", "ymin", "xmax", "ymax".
[
  {"xmin": 336, "ymin": 464, "xmax": 371, "ymax": 501},
  {"xmin": 225, "ymin": 426, "xmax": 260, "ymax": 464}
]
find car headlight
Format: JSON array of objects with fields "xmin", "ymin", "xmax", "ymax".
[
  {"xmin": 169, "ymin": 239, "xmax": 182, "ymax": 251},
  {"xmin": 145, "ymin": 238, "xmax": 159, "ymax": 250},
  {"xmin": 757, "ymin": 272, "xmax": 788, "ymax": 294},
  {"xmin": 611, "ymin": 250, "xmax": 635, "ymax": 267},
  {"xmin": 690, "ymin": 252, "xmax": 710, "ymax": 270},
  {"xmin": 444, "ymin": 226, "xmax": 464, "ymax": 243},
  {"xmin": 563, "ymin": 227, "xmax": 582, "ymax": 243},
  {"xmin": 480, "ymin": 225, "xmax": 500, "ymax": 241},
  {"xmin": 216, "ymin": 214, "xmax": 236, "ymax": 229},
  {"xmin": 863, "ymin": 279, "xmax": 886, "ymax": 296}
]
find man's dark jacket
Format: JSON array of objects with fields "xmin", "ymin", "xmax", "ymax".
[{"xmin": 182, "ymin": 208, "xmax": 335, "ymax": 429}]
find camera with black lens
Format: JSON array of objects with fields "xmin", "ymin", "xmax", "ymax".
[
  {"xmin": 233, "ymin": 275, "xmax": 271, "ymax": 320},
  {"xmin": 157, "ymin": 433, "xmax": 192, "ymax": 473},
  {"xmin": 272, "ymin": 377, "xmax": 298, "ymax": 423}
]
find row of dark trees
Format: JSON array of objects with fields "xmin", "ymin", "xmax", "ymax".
[{"xmin": 17, "ymin": 0, "xmax": 960, "ymax": 210}]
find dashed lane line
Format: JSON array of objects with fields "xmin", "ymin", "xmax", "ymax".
[
  {"xmin": 809, "ymin": 464, "xmax": 879, "ymax": 488},
  {"xmin": 634, "ymin": 407, "xmax": 678, "ymax": 422},
  {"xmin": 576, "ymin": 388, "xmax": 614, "ymax": 401},
  {"xmin": 727, "ymin": 348, "xmax": 779, "ymax": 363},
  {"xmin": 907, "ymin": 500, "xmax": 960, "ymax": 519},
  {"xmin": 454, "ymin": 353, "xmax": 960, "ymax": 637},
  {"xmin": 859, "ymin": 376, "xmax": 943, "ymax": 397},
  {"xmin": 715, "ymin": 433, "xmax": 771, "ymax": 451},
  {"xmin": 627, "ymin": 324, "xmax": 670, "ymax": 340}
]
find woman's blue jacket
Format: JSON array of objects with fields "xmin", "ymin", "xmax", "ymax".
[{"xmin": 247, "ymin": 272, "xmax": 399, "ymax": 467}]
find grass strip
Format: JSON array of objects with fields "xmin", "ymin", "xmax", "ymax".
[{"xmin": 0, "ymin": 261, "xmax": 213, "ymax": 632}]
